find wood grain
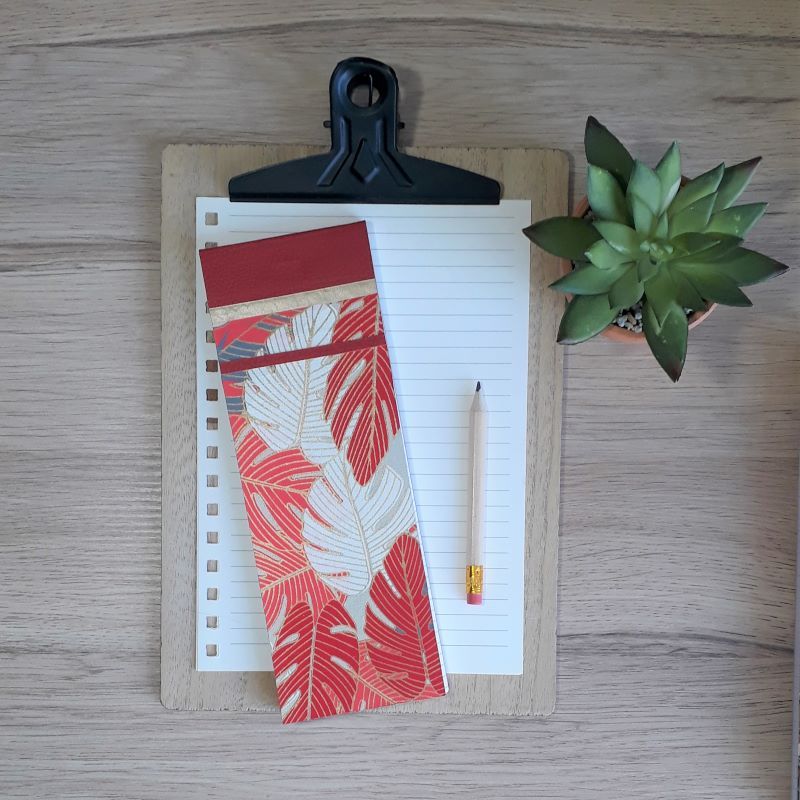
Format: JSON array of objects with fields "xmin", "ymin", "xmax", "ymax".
[
  {"xmin": 1, "ymin": 1, "xmax": 798, "ymax": 797},
  {"xmin": 161, "ymin": 143, "xmax": 567, "ymax": 715}
]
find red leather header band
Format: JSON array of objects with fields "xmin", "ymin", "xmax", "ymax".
[
  {"xmin": 219, "ymin": 333, "xmax": 387, "ymax": 374},
  {"xmin": 200, "ymin": 221, "xmax": 375, "ymax": 309}
]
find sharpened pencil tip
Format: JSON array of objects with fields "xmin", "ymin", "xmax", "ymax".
[{"xmin": 476, "ymin": 381, "xmax": 481, "ymax": 392}]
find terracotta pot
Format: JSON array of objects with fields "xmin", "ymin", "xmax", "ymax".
[{"xmin": 570, "ymin": 195, "xmax": 716, "ymax": 343}]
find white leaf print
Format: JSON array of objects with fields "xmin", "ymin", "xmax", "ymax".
[
  {"xmin": 302, "ymin": 455, "xmax": 414, "ymax": 596},
  {"xmin": 244, "ymin": 304, "xmax": 339, "ymax": 464},
  {"xmin": 267, "ymin": 303, "xmax": 337, "ymax": 354}
]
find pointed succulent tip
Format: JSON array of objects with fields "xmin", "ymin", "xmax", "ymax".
[
  {"xmin": 667, "ymin": 362, "xmax": 683, "ymax": 383},
  {"xmin": 556, "ymin": 334, "xmax": 580, "ymax": 345}
]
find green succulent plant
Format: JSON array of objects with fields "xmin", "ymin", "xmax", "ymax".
[{"xmin": 523, "ymin": 117, "xmax": 788, "ymax": 381}]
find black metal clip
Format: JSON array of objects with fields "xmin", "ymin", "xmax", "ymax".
[{"xmin": 228, "ymin": 57, "xmax": 501, "ymax": 204}]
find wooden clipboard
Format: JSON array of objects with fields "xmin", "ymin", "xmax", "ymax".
[
  {"xmin": 161, "ymin": 141, "xmax": 566, "ymax": 716},
  {"xmin": 162, "ymin": 58, "xmax": 567, "ymax": 715}
]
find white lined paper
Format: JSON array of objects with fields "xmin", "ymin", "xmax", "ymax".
[{"xmin": 196, "ymin": 200, "xmax": 530, "ymax": 674}]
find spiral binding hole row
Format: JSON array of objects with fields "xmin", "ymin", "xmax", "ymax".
[{"xmin": 203, "ymin": 294, "xmax": 221, "ymax": 659}]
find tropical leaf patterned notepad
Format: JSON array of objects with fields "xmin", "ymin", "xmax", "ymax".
[{"xmin": 199, "ymin": 221, "xmax": 447, "ymax": 722}]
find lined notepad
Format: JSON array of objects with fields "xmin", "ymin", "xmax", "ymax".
[{"xmin": 196, "ymin": 200, "xmax": 531, "ymax": 675}]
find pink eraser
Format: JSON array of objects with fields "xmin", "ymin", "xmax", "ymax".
[{"xmin": 467, "ymin": 593, "xmax": 483, "ymax": 605}]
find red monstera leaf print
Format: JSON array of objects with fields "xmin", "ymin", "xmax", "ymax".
[
  {"xmin": 253, "ymin": 545, "xmax": 336, "ymax": 630},
  {"xmin": 232, "ymin": 422, "xmax": 333, "ymax": 628},
  {"xmin": 272, "ymin": 599, "xmax": 359, "ymax": 723},
  {"xmin": 227, "ymin": 413, "xmax": 250, "ymax": 441},
  {"xmin": 365, "ymin": 534, "xmax": 446, "ymax": 701},
  {"xmin": 324, "ymin": 294, "xmax": 400, "ymax": 485},
  {"xmin": 351, "ymin": 641, "xmax": 404, "ymax": 712},
  {"xmin": 330, "ymin": 292, "xmax": 384, "ymax": 342},
  {"xmin": 235, "ymin": 423, "xmax": 319, "ymax": 543}
]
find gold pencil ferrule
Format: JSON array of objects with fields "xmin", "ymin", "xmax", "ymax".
[{"xmin": 465, "ymin": 565, "xmax": 483, "ymax": 595}]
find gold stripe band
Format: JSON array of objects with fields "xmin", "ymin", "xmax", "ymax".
[
  {"xmin": 465, "ymin": 565, "xmax": 483, "ymax": 595},
  {"xmin": 209, "ymin": 279, "xmax": 377, "ymax": 326}
]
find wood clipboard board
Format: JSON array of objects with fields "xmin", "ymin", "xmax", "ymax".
[{"xmin": 161, "ymin": 61, "xmax": 567, "ymax": 716}]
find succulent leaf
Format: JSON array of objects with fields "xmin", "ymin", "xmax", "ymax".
[
  {"xmin": 716, "ymin": 247, "xmax": 788, "ymax": 285},
  {"xmin": 712, "ymin": 157, "xmax": 761, "ymax": 212},
  {"xmin": 642, "ymin": 300, "xmax": 688, "ymax": 382},
  {"xmin": 668, "ymin": 163, "xmax": 724, "ymax": 217},
  {"xmin": 523, "ymin": 216, "xmax": 601, "ymax": 260},
  {"xmin": 655, "ymin": 142, "xmax": 682, "ymax": 212},
  {"xmin": 671, "ymin": 262, "xmax": 753, "ymax": 307},
  {"xmin": 654, "ymin": 212, "xmax": 668, "ymax": 239},
  {"xmin": 627, "ymin": 161, "xmax": 663, "ymax": 215},
  {"xmin": 680, "ymin": 235, "xmax": 743, "ymax": 263},
  {"xmin": 557, "ymin": 294, "xmax": 620, "ymax": 344},
  {"xmin": 608, "ymin": 264, "xmax": 644, "ymax": 309},
  {"xmin": 643, "ymin": 267, "xmax": 676, "ymax": 328},
  {"xmin": 587, "ymin": 165, "xmax": 629, "ymax": 224},
  {"xmin": 705, "ymin": 202, "xmax": 767, "ymax": 238},
  {"xmin": 669, "ymin": 232, "xmax": 723, "ymax": 257},
  {"xmin": 593, "ymin": 221, "xmax": 640, "ymax": 256},
  {"xmin": 668, "ymin": 194, "xmax": 717, "ymax": 238},
  {"xmin": 630, "ymin": 194, "xmax": 656, "ymax": 236},
  {"xmin": 584, "ymin": 117, "xmax": 634, "ymax": 187},
  {"xmin": 670, "ymin": 233, "xmax": 742, "ymax": 261},
  {"xmin": 585, "ymin": 239, "xmax": 635, "ymax": 269},
  {"xmin": 667, "ymin": 267, "xmax": 708, "ymax": 311},
  {"xmin": 550, "ymin": 263, "xmax": 630, "ymax": 295},
  {"xmin": 637, "ymin": 256, "xmax": 659, "ymax": 283}
]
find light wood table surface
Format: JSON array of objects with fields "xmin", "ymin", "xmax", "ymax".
[{"xmin": 2, "ymin": 3, "xmax": 798, "ymax": 798}]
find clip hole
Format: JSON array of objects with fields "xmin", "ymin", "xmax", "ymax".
[{"xmin": 348, "ymin": 73, "xmax": 382, "ymax": 108}]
